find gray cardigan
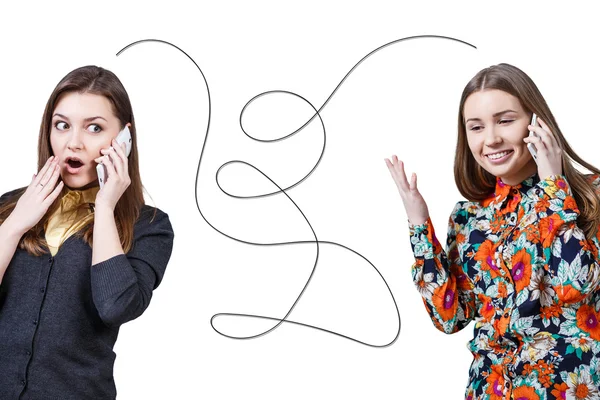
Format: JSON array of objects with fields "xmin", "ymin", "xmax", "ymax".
[{"xmin": 0, "ymin": 189, "xmax": 174, "ymax": 399}]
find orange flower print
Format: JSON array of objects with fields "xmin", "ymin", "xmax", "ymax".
[
  {"xmin": 555, "ymin": 176, "xmax": 569, "ymax": 191},
  {"xmin": 495, "ymin": 179, "xmax": 511, "ymax": 199},
  {"xmin": 534, "ymin": 197, "xmax": 550, "ymax": 213},
  {"xmin": 485, "ymin": 365, "xmax": 506, "ymax": 400},
  {"xmin": 478, "ymin": 294, "xmax": 495, "ymax": 322},
  {"xmin": 475, "ymin": 240, "xmax": 502, "ymax": 278},
  {"xmin": 517, "ymin": 206, "xmax": 524, "ymax": 221},
  {"xmin": 482, "ymin": 196, "xmax": 495, "ymax": 208},
  {"xmin": 523, "ymin": 224, "xmax": 540, "ymax": 243},
  {"xmin": 566, "ymin": 368, "xmax": 599, "ymax": 399},
  {"xmin": 498, "ymin": 281, "xmax": 507, "ymax": 298},
  {"xmin": 564, "ymin": 195, "xmax": 579, "ymax": 212},
  {"xmin": 494, "ymin": 314, "xmax": 509, "ymax": 337},
  {"xmin": 539, "ymin": 214, "xmax": 564, "ymax": 248},
  {"xmin": 551, "ymin": 382, "xmax": 568, "ymax": 399},
  {"xmin": 511, "ymin": 248, "xmax": 532, "ymax": 292},
  {"xmin": 540, "ymin": 304, "xmax": 561, "ymax": 321},
  {"xmin": 512, "ymin": 385, "xmax": 540, "ymax": 400},
  {"xmin": 432, "ymin": 275, "xmax": 458, "ymax": 321},
  {"xmin": 423, "ymin": 224, "xmax": 442, "ymax": 255},
  {"xmin": 556, "ymin": 284, "xmax": 585, "ymax": 305},
  {"xmin": 533, "ymin": 360, "xmax": 555, "ymax": 388},
  {"xmin": 406, "ymin": 173, "xmax": 600, "ymax": 398},
  {"xmin": 576, "ymin": 305, "xmax": 600, "ymax": 341},
  {"xmin": 490, "ymin": 217, "xmax": 503, "ymax": 234},
  {"xmin": 580, "ymin": 239, "xmax": 598, "ymax": 261}
]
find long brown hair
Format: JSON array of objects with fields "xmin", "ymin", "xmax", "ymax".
[
  {"xmin": 454, "ymin": 63, "xmax": 600, "ymax": 240},
  {"xmin": 0, "ymin": 66, "xmax": 144, "ymax": 255}
]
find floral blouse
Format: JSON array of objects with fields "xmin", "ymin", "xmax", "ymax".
[{"xmin": 409, "ymin": 174, "xmax": 600, "ymax": 400}]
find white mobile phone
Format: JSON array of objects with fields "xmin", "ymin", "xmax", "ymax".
[
  {"xmin": 96, "ymin": 126, "xmax": 132, "ymax": 188},
  {"xmin": 527, "ymin": 113, "xmax": 538, "ymax": 163}
]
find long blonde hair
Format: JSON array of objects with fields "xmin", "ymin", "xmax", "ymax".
[{"xmin": 454, "ymin": 63, "xmax": 600, "ymax": 240}]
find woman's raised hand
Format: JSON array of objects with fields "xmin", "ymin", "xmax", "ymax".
[
  {"xmin": 94, "ymin": 139, "xmax": 131, "ymax": 211},
  {"xmin": 522, "ymin": 116, "xmax": 563, "ymax": 180},
  {"xmin": 385, "ymin": 155, "xmax": 430, "ymax": 226},
  {"xmin": 6, "ymin": 156, "xmax": 64, "ymax": 236}
]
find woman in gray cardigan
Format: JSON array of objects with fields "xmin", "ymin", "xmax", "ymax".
[{"xmin": 0, "ymin": 66, "xmax": 174, "ymax": 399}]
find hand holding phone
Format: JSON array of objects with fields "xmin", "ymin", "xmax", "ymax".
[
  {"xmin": 527, "ymin": 113, "xmax": 538, "ymax": 163},
  {"xmin": 96, "ymin": 126, "xmax": 132, "ymax": 188}
]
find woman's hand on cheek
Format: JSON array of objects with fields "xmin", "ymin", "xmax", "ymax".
[
  {"xmin": 94, "ymin": 140, "xmax": 131, "ymax": 212},
  {"xmin": 385, "ymin": 155, "xmax": 430, "ymax": 226},
  {"xmin": 6, "ymin": 156, "xmax": 64, "ymax": 235},
  {"xmin": 523, "ymin": 117, "xmax": 563, "ymax": 179}
]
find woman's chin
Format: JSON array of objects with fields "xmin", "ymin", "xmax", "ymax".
[{"xmin": 62, "ymin": 177, "xmax": 98, "ymax": 190}]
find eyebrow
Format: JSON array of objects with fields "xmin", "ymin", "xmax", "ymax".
[
  {"xmin": 465, "ymin": 109, "xmax": 518, "ymax": 124},
  {"xmin": 52, "ymin": 113, "xmax": 108, "ymax": 122}
]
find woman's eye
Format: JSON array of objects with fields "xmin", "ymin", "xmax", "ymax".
[
  {"xmin": 499, "ymin": 119, "xmax": 513, "ymax": 124},
  {"xmin": 87, "ymin": 124, "xmax": 102, "ymax": 133},
  {"xmin": 55, "ymin": 121, "xmax": 69, "ymax": 130},
  {"xmin": 469, "ymin": 126, "xmax": 482, "ymax": 132}
]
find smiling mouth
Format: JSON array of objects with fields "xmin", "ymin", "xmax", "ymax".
[{"xmin": 486, "ymin": 150, "xmax": 513, "ymax": 160}]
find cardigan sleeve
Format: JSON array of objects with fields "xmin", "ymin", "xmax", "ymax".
[
  {"xmin": 409, "ymin": 201, "xmax": 476, "ymax": 334},
  {"xmin": 527, "ymin": 174, "xmax": 600, "ymax": 303},
  {"xmin": 90, "ymin": 206, "xmax": 174, "ymax": 327},
  {"xmin": 0, "ymin": 188, "xmax": 25, "ymax": 292}
]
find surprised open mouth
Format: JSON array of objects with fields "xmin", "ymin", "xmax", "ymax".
[{"xmin": 66, "ymin": 157, "xmax": 84, "ymax": 173}]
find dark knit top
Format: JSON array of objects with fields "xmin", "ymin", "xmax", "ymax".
[{"xmin": 0, "ymin": 189, "xmax": 174, "ymax": 399}]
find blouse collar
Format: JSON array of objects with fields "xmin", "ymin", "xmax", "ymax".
[
  {"xmin": 485, "ymin": 173, "xmax": 540, "ymax": 208},
  {"xmin": 60, "ymin": 186, "xmax": 100, "ymax": 212}
]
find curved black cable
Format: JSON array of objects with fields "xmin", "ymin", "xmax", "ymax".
[{"xmin": 116, "ymin": 35, "xmax": 477, "ymax": 347}]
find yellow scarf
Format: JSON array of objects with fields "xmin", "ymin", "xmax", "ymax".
[{"xmin": 45, "ymin": 186, "xmax": 99, "ymax": 256}]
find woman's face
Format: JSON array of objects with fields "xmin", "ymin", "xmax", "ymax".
[
  {"xmin": 463, "ymin": 89, "xmax": 537, "ymax": 186},
  {"xmin": 50, "ymin": 92, "xmax": 123, "ymax": 189}
]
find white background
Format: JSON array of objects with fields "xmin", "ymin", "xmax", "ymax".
[{"xmin": 1, "ymin": 1, "xmax": 599, "ymax": 399}]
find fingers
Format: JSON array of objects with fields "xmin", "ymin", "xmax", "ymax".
[
  {"xmin": 31, "ymin": 156, "xmax": 56, "ymax": 188},
  {"xmin": 395, "ymin": 158, "xmax": 411, "ymax": 192},
  {"xmin": 36, "ymin": 163, "xmax": 62, "ymax": 199},
  {"xmin": 410, "ymin": 172, "xmax": 418, "ymax": 191},
  {"xmin": 35, "ymin": 158, "xmax": 61, "ymax": 193},
  {"xmin": 101, "ymin": 140, "xmax": 128, "ymax": 177},
  {"xmin": 523, "ymin": 133, "xmax": 546, "ymax": 151},
  {"xmin": 100, "ymin": 154, "xmax": 117, "ymax": 180},
  {"xmin": 527, "ymin": 117, "xmax": 558, "ymax": 151},
  {"xmin": 536, "ymin": 117, "xmax": 560, "ymax": 149},
  {"xmin": 384, "ymin": 155, "xmax": 413, "ymax": 194},
  {"xmin": 43, "ymin": 181, "xmax": 64, "ymax": 207}
]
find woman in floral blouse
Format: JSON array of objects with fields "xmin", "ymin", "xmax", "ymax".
[{"xmin": 386, "ymin": 63, "xmax": 600, "ymax": 399}]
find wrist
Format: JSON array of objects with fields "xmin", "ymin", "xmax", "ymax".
[
  {"xmin": 93, "ymin": 202, "xmax": 115, "ymax": 215},
  {"xmin": 2, "ymin": 215, "xmax": 28, "ymax": 239},
  {"xmin": 409, "ymin": 217, "xmax": 428, "ymax": 226}
]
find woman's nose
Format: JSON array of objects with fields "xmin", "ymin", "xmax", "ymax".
[
  {"xmin": 484, "ymin": 127, "xmax": 502, "ymax": 146},
  {"xmin": 67, "ymin": 129, "xmax": 83, "ymax": 150}
]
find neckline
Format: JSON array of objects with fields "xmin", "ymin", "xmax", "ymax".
[{"xmin": 485, "ymin": 173, "xmax": 540, "ymax": 208}]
